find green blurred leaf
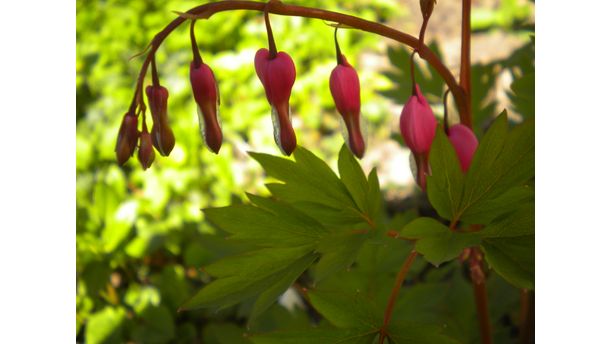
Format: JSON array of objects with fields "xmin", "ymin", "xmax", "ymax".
[
  {"xmin": 202, "ymin": 322, "xmax": 250, "ymax": 344},
  {"xmin": 509, "ymin": 72, "xmax": 535, "ymax": 119},
  {"xmin": 401, "ymin": 218, "xmax": 480, "ymax": 266},
  {"xmin": 131, "ymin": 306, "xmax": 175, "ymax": 344},
  {"xmin": 85, "ymin": 307, "xmax": 125, "ymax": 344},
  {"xmin": 426, "ymin": 129, "xmax": 465, "ymax": 221},
  {"xmin": 480, "ymin": 203, "xmax": 535, "ymax": 238},
  {"xmin": 386, "ymin": 323, "xmax": 460, "ymax": 344}
]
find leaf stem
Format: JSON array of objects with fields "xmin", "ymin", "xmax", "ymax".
[
  {"xmin": 129, "ymin": 1, "xmax": 469, "ymax": 123},
  {"xmin": 469, "ymin": 247, "xmax": 492, "ymax": 344},
  {"xmin": 379, "ymin": 250, "xmax": 418, "ymax": 343}
]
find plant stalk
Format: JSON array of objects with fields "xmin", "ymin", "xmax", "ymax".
[
  {"xmin": 129, "ymin": 1, "xmax": 469, "ymax": 123},
  {"xmin": 469, "ymin": 247, "xmax": 492, "ymax": 344},
  {"xmin": 379, "ymin": 250, "xmax": 418, "ymax": 343},
  {"xmin": 459, "ymin": 0, "xmax": 472, "ymax": 128}
]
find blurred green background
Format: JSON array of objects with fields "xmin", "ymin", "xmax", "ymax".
[{"xmin": 76, "ymin": 0, "xmax": 533, "ymax": 342}]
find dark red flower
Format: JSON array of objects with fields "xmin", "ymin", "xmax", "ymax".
[{"xmin": 115, "ymin": 112, "xmax": 139, "ymax": 165}]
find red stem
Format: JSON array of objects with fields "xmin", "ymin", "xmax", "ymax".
[
  {"xmin": 128, "ymin": 1, "xmax": 469, "ymax": 124},
  {"xmin": 379, "ymin": 250, "xmax": 418, "ymax": 343},
  {"xmin": 469, "ymin": 247, "xmax": 492, "ymax": 344},
  {"xmin": 459, "ymin": 0, "xmax": 472, "ymax": 128}
]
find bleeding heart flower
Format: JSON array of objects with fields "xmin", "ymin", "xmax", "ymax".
[
  {"xmin": 138, "ymin": 126, "xmax": 155, "ymax": 170},
  {"xmin": 447, "ymin": 124, "xmax": 478, "ymax": 172},
  {"xmin": 146, "ymin": 84, "xmax": 175, "ymax": 156},
  {"xmin": 399, "ymin": 84, "xmax": 437, "ymax": 156},
  {"xmin": 254, "ymin": 48, "xmax": 297, "ymax": 156},
  {"xmin": 330, "ymin": 55, "xmax": 365, "ymax": 159},
  {"xmin": 115, "ymin": 112, "xmax": 139, "ymax": 165},
  {"xmin": 190, "ymin": 61, "xmax": 222, "ymax": 153}
]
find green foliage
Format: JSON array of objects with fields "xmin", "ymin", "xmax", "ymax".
[
  {"xmin": 401, "ymin": 218, "xmax": 481, "ymax": 266},
  {"xmin": 77, "ymin": 0, "xmax": 534, "ymax": 342}
]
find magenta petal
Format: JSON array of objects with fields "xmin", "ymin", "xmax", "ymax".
[
  {"xmin": 399, "ymin": 84, "xmax": 437, "ymax": 155},
  {"xmin": 330, "ymin": 61, "xmax": 365, "ymax": 158},
  {"xmin": 447, "ymin": 124, "xmax": 478, "ymax": 172},
  {"xmin": 254, "ymin": 48, "xmax": 297, "ymax": 155}
]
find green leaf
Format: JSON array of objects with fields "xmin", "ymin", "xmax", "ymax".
[
  {"xmin": 366, "ymin": 168, "xmax": 383, "ymax": 224},
  {"xmin": 202, "ymin": 322, "xmax": 250, "ymax": 344},
  {"xmin": 249, "ymin": 148, "xmax": 353, "ymax": 209},
  {"xmin": 457, "ymin": 114, "xmax": 535, "ymax": 222},
  {"xmin": 338, "ymin": 144, "xmax": 369, "ymax": 213},
  {"xmin": 131, "ymin": 306, "xmax": 175, "ymax": 344},
  {"xmin": 85, "ymin": 307, "xmax": 125, "ymax": 344},
  {"xmin": 401, "ymin": 218, "xmax": 481, "ymax": 266},
  {"xmin": 307, "ymin": 289, "xmax": 380, "ymax": 329},
  {"xmin": 313, "ymin": 232, "xmax": 368, "ymax": 283},
  {"xmin": 482, "ymin": 235, "xmax": 535, "ymax": 290},
  {"xmin": 479, "ymin": 203, "xmax": 535, "ymax": 238},
  {"xmin": 204, "ymin": 203, "xmax": 327, "ymax": 247},
  {"xmin": 426, "ymin": 128, "xmax": 465, "ymax": 221},
  {"xmin": 181, "ymin": 251, "xmax": 317, "ymax": 315},
  {"xmin": 460, "ymin": 185, "xmax": 534, "ymax": 225},
  {"xmin": 249, "ymin": 253, "xmax": 318, "ymax": 322},
  {"xmin": 509, "ymin": 72, "xmax": 535, "ymax": 119},
  {"xmin": 250, "ymin": 327, "xmax": 379, "ymax": 344},
  {"xmin": 386, "ymin": 323, "xmax": 460, "ymax": 344}
]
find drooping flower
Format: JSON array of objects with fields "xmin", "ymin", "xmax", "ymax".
[
  {"xmin": 189, "ymin": 19, "xmax": 223, "ymax": 154},
  {"xmin": 329, "ymin": 27, "xmax": 366, "ymax": 158},
  {"xmin": 447, "ymin": 124, "xmax": 478, "ymax": 172},
  {"xmin": 399, "ymin": 84, "xmax": 437, "ymax": 156},
  {"xmin": 115, "ymin": 112, "xmax": 139, "ymax": 165},
  {"xmin": 254, "ymin": 48, "xmax": 297, "ymax": 155},
  {"xmin": 146, "ymin": 84, "xmax": 175, "ymax": 156},
  {"xmin": 138, "ymin": 125, "xmax": 155, "ymax": 170}
]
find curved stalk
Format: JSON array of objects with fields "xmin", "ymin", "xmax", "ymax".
[{"xmin": 128, "ymin": 0, "xmax": 469, "ymax": 124}]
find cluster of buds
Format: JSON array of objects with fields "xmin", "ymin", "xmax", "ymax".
[
  {"xmin": 399, "ymin": 52, "xmax": 478, "ymax": 188},
  {"xmin": 116, "ymin": 9, "xmax": 374, "ymax": 168}
]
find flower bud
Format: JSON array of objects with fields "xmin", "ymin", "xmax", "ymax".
[
  {"xmin": 447, "ymin": 124, "xmax": 478, "ymax": 172},
  {"xmin": 146, "ymin": 85, "xmax": 175, "ymax": 156},
  {"xmin": 254, "ymin": 48, "xmax": 297, "ymax": 156},
  {"xmin": 420, "ymin": 0, "xmax": 436, "ymax": 20},
  {"xmin": 330, "ymin": 55, "xmax": 365, "ymax": 158},
  {"xmin": 399, "ymin": 84, "xmax": 437, "ymax": 155},
  {"xmin": 115, "ymin": 112, "xmax": 139, "ymax": 165},
  {"xmin": 138, "ymin": 128, "xmax": 155, "ymax": 170},
  {"xmin": 190, "ymin": 62, "xmax": 223, "ymax": 154}
]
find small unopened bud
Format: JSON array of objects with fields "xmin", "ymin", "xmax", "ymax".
[
  {"xmin": 330, "ymin": 55, "xmax": 365, "ymax": 158},
  {"xmin": 254, "ymin": 48, "xmax": 297, "ymax": 156},
  {"xmin": 115, "ymin": 112, "xmax": 139, "ymax": 165},
  {"xmin": 190, "ymin": 61, "xmax": 223, "ymax": 154},
  {"xmin": 420, "ymin": 0, "xmax": 437, "ymax": 20},
  {"xmin": 399, "ymin": 84, "xmax": 437, "ymax": 156},
  {"xmin": 447, "ymin": 124, "xmax": 478, "ymax": 172},
  {"xmin": 138, "ymin": 128, "xmax": 155, "ymax": 170},
  {"xmin": 146, "ymin": 85, "xmax": 175, "ymax": 156}
]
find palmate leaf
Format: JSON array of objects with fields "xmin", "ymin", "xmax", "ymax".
[
  {"xmin": 456, "ymin": 113, "xmax": 535, "ymax": 224},
  {"xmin": 250, "ymin": 145, "xmax": 382, "ymax": 229},
  {"xmin": 185, "ymin": 146, "xmax": 383, "ymax": 320},
  {"xmin": 426, "ymin": 112, "xmax": 535, "ymax": 226},
  {"xmin": 480, "ymin": 203, "xmax": 535, "ymax": 289},
  {"xmin": 401, "ymin": 218, "xmax": 481, "ymax": 266}
]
